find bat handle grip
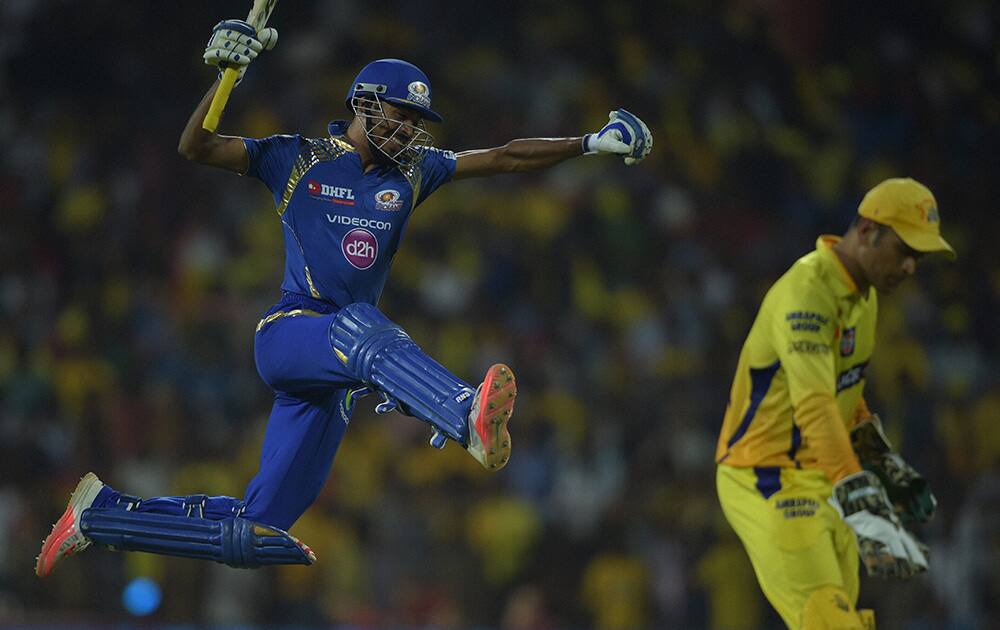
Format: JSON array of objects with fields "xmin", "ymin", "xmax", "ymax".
[{"xmin": 202, "ymin": 67, "xmax": 241, "ymax": 132}]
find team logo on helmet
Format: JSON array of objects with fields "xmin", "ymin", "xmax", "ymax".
[
  {"xmin": 374, "ymin": 189, "xmax": 404, "ymax": 211},
  {"xmin": 407, "ymin": 81, "xmax": 431, "ymax": 108},
  {"xmin": 342, "ymin": 228, "xmax": 378, "ymax": 270}
]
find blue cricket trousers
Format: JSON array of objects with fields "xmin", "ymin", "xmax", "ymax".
[{"xmin": 96, "ymin": 293, "xmax": 385, "ymax": 530}]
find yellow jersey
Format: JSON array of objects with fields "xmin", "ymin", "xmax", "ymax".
[{"xmin": 715, "ymin": 236, "xmax": 875, "ymax": 483}]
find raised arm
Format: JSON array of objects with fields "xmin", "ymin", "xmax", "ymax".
[
  {"xmin": 453, "ymin": 109, "xmax": 652, "ymax": 180},
  {"xmin": 177, "ymin": 19, "xmax": 278, "ymax": 172},
  {"xmin": 178, "ymin": 80, "xmax": 250, "ymax": 173}
]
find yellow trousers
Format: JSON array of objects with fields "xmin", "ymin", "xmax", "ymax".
[{"xmin": 717, "ymin": 465, "xmax": 865, "ymax": 629}]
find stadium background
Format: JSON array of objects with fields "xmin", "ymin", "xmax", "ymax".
[{"xmin": 1, "ymin": 1, "xmax": 998, "ymax": 628}]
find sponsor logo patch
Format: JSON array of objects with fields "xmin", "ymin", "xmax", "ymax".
[
  {"xmin": 374, "ymin": 189, "xmax": 404, "ymax": 211},
  {"xmin": 342, "ymin": 228, "xmax": 378, "ymax": 270},
  {"xmin": 327, "ymin": 214, "xmax": 392, "ymax": 231},
  {"xmin": 840, "ymin": 327, "xmax": 856, "ymax": 356},
  {"xmin": 775, "ymin": 497, "xmax": 819, "ymax": 519},
  {"xmin": 786, "ymin": 311, "xmax": 829, "ymax": 332},
  {"xmin": 788, "ymin": 340, "xmax": 830, "ymax": 354},
  {"xmin": 836, "ymin": 361, "xmax": 868, "ymax": 392},
  {"xmin": 454, "ymin": 389, "xmax": 473, "ymax": 404},
  {"xmin": 786, "ymin": 311, "xmax": 830, "ymax": 324},
  {"xmin": 307, "ymin": 180, "xmax": 355, "ymax": 205}
]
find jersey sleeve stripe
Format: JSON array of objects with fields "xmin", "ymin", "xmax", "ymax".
[
  {"xmin": 788, "ymin": 423, "xmax": 802, "ymax": 462},
  {"xmin": 725, "ymin": 360, "xmax": 782, "ymax": 449}
]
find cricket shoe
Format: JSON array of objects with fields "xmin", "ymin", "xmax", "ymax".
[
  {"xmin": 35, "ymin": 472, "xmax": 105, "ymax": 577},
  {"xmin": 466, "ymin": 364, "xmax": 516, "ymax": 471}
]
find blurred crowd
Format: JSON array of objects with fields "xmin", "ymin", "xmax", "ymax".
[{"xmin": 1, "ymin": 1, "xmax": 999, "ymax": 628}]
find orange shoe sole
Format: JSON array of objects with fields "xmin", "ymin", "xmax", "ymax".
[
  {"xmin": 471, "ymin": 364, "xmax": 516, "ymax": 470},
  {"xmin": 35, "ymin": 473, "xmax": 102, "ymax": 577}
]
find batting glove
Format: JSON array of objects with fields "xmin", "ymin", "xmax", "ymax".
[
  {"xmin": 829, "ymin": 471, "xmax": 929, "ymax": 579},
  {"xmin": 582, "ymin": 109, "xmax": 653, "ymax": 165},
  {"xmin": 203, "ymin": 20, "xmax": 278, "ymax": 86}
]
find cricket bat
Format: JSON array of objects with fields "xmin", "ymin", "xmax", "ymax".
[{"xmin": 202, "ymin": 0, "xmax": 278, "ymax": 132}]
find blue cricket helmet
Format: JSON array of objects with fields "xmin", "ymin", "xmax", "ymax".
[{"xmin": 345, "ymin": 59, "xmax": 443, "ymax": 123}]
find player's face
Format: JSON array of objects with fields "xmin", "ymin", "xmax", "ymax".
[
  {"xmin": 373, "ymin": 101, "xmax": 422, "ymax": 154},
  {"xmin": 353, "ymin": 96, "xmax": 432, "ymax": 166},
  {"xmin": 859, "ymin": 225, "xmax": 923, "ymax": 295}
]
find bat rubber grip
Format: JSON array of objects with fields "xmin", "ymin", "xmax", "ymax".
[{"xmin": 203, "ymin": 67, "xmax": 240, "ymax": 132}]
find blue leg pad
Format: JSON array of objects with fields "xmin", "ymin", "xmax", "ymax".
[
  {"xmin": 330, "ymin": 302, "xmax": 474, "ymax": 444},
  {"xmin": 79, "ymin": 508, "xmax": 315, "ymax": 568}
]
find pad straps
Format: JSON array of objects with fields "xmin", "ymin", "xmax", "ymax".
[{"xmin": 330, "ymin": 303, "xmax": 474, "ymax": 444}]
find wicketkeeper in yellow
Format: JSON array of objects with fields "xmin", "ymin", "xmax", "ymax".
[{"xmin": 714, "ymin": 178, "xmax": 954, "ymax": 629}]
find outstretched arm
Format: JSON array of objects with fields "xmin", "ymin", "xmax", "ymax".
[
  {"xmin": 453, "ymin": 138, "xmax": 583, "ymax": 180},
  {"xmin": 453, "ymin": 109, "xmax": 652, "ymax": 180}
]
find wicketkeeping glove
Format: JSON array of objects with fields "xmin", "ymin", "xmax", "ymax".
[
  {"xmin": 203, "ymin": 20, "xmax": 278, "ymax": 87},
  {"xmin": 868, "ymin": 453, "xmax": 936, "ymax": 524},
  {"xmin": 829, "ymin": 471, "xmax": 929, "ymax": 579},
  {"xmin": 851, "ymin": 416, "xmax": 937, "ymax": 524},
  {"xmin": 583, "ymin": 109, "xmax": 653, "ymax": 165}
]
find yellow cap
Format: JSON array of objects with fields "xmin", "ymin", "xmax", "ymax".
[{"xmin": 858, "ymin": 178, "xmax": 955, "ymax": 259}]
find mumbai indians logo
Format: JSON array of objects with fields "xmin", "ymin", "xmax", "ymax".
[
  {"xmin": 407, "ymin": 81, "xmax": 431, "ymax": 107},
  {"xmin": 342, "ymin": 228, "xmax": 378, "ymax": 270},
  {"xmin": 374, "ymin": 189, "xmax": 404, "ymax": 211}
]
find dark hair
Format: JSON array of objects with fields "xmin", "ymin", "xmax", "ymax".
[{"xmin": 848, "ymin": 216, "xmax": 889, "ymax": 243}]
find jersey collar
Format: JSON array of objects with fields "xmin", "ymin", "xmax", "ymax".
[
  {"xmin": 326, "ymin": 121, "xmax": 358, "ymax": 153},
  {"xmin": 815, "ymin": 235, "xmax": 861, "ymax": 298}
]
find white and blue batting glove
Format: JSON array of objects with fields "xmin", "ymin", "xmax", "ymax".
[
  {"xmin": 203, "ymin": 20, "xmax": 278, "ymax": 86},
  {"xmin": 583, "ymin": 109, "xmax": 653, "ymax": 165}
]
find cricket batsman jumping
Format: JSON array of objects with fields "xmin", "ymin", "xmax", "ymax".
[
  {"xmin": 715, "ymin": 178, "xmax": 953, "ymax": 628},
  {"xmin": 36, "ymin": 17, "xmax": 652, "ymax": 576}
]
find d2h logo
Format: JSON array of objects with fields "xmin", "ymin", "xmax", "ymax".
[{"xmin": 342, "ymin": 228, "xmax": 378, "ymax": 269}]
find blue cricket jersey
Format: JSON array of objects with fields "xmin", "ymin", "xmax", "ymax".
[{"xmin": 243, "ymin": 122, "xmax": 457, "ymax": 307}]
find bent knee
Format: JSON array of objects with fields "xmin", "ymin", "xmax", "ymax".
[{"xmin": 329, "ymin": 302, "xmax": 410, "ymax": 375}]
